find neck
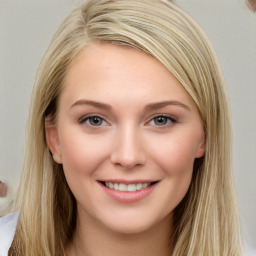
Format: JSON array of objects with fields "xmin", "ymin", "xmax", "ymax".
[{"xmin": 66, "ymin": 211, "xmax": 173, "ymax": 256}]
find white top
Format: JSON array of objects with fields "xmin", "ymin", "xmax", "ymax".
[{"xmin": 0, "ymin": 212, "xmax": 19, "ymax": 256}]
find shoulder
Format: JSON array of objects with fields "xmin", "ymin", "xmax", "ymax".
[{"xmin": 0, "ymin": 212, "xmax": 19, "ymax": 256}]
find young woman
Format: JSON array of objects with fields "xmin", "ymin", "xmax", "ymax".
[{"xmin": 0, "ymin": 0, "xmax": 243, "ymax": 255}]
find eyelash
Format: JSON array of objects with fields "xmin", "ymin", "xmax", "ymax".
[
  {"xmin": 79, "ymin": 114, "xmax": 108, "ymax": 127},
  {"xmin": 78, "ymin": 114, "xmax": 177, "ymax": 128},
  {"xmin": 147, "ymin": 114, "xmax": 177, "ymax": 127}
]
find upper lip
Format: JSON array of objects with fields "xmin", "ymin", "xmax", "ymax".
[{"xmin": 98, "ymin": 179, "xmax": 159, "ymax": 184}]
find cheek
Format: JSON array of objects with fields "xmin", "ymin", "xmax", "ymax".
[
  {"xmin": 151, "ymin": 133, "xmax": 198, "ymax": 213},
  {"xmin": 59, "ymin": 128, "xmax": 111, "ymax": 177},
  {"xmin": 148, "ymin": 131, "xmax": 200, "ymax": 176}
]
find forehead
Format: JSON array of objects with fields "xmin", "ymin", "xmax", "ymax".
[{"xmin": 61, "ymin": 43, "xmax": 195, "ymax": 109}]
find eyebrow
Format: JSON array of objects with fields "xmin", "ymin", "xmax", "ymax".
[
  {"xmin": 70, "ymin": 99, "xmax": 112, "ymax": 110},
  {"xmin": 144, "ymin": 100, "xmax": 191, "ymax": 112},
  {"xmin": 70, "ymin": 99, "xmax": 191, "ymax": 112}
]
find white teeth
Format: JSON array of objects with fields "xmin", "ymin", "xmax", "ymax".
[
  {"xmin": 104, "ymin": 182, "xmax": 152, "ymax": 192},
  {"xmin": 119, "ymin": 184, "xmax": 127, "ymax": 191},
  {"xmin": 143, "ymin": 183, "xmax": 150, "ymax": 188},
  {"xmin": 136, "ymin": 183, "xmax": 142, "ymax": 190},
  {"xmin": 127, "ymin": 184, "xmax": 136, "ymax": 192}
]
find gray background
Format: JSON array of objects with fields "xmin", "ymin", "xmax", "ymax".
[{"xmin": 0, "ymin": 0, "xmax": 255, "ymax": 253}]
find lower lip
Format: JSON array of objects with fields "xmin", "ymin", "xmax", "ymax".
[{"xmin": 98, "ymin": 182, "xmax": 157, "ymax": 203}]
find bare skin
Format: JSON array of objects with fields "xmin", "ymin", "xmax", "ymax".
[
  {"xmin": 46, "ymin": 44, "xmax": 205, "ymax": 256},
  {"xmin": 66, "ymin": 211, "xmax": 173, "ymax": 256}
]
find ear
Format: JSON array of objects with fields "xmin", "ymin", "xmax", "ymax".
[
  {"xmin": 195, "ymin": 134, "xmax": 205, "ymax": 159},
  {"xmin": 45, "ymin": 117, "xmax": 62, "ymax": 164}
]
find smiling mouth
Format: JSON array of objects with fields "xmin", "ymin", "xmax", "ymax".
[{"xmin": 100, "ymin": 181, "xmax": 158, "ymax": 192}]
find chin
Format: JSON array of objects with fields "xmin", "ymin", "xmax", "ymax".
[
  {"xmin": 104, "ymin": 220, "xmax": 156, "ymax": 235},
  {"xmin": 99, "ymin": 210, "xmax": 171, "ymax": 235}
]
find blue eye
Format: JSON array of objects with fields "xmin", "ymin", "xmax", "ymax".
[
  {"xmin": 149, "ymin": 115, "xmax": 176, "ymax": 126},
  {"xmin": 80, "ymin": 115, "xmax": 107, "ymax": 127}
]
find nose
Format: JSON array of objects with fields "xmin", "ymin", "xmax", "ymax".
[{"xmin": 110, "ymin": 126, "xmax": 146, "ymax": 169}]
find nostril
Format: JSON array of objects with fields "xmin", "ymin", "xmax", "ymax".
[
  {"xmin": 110, "ymin": 133, "xmax": 146, "ymax": 169},
  {"xmin": 111, "ymin": 151, "xmax": 146, "ymax": 169}
]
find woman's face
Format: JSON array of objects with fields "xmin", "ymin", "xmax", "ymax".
[{"xmin": 46, "ymin": 44, "xmax": 205, "ymax": 234}]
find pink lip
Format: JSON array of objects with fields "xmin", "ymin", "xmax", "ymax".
[
  {"xmin": 98, "ymin": 181, "xmax": 158, "ymax": 203},
  {"xmin": 101, "ymin": 179, "xmax": 155, "ymax": 184}
]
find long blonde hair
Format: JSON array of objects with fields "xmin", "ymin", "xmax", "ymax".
[{"xmin": 8, "ymin": 0, "xmax": 242, "ymax": 255}]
